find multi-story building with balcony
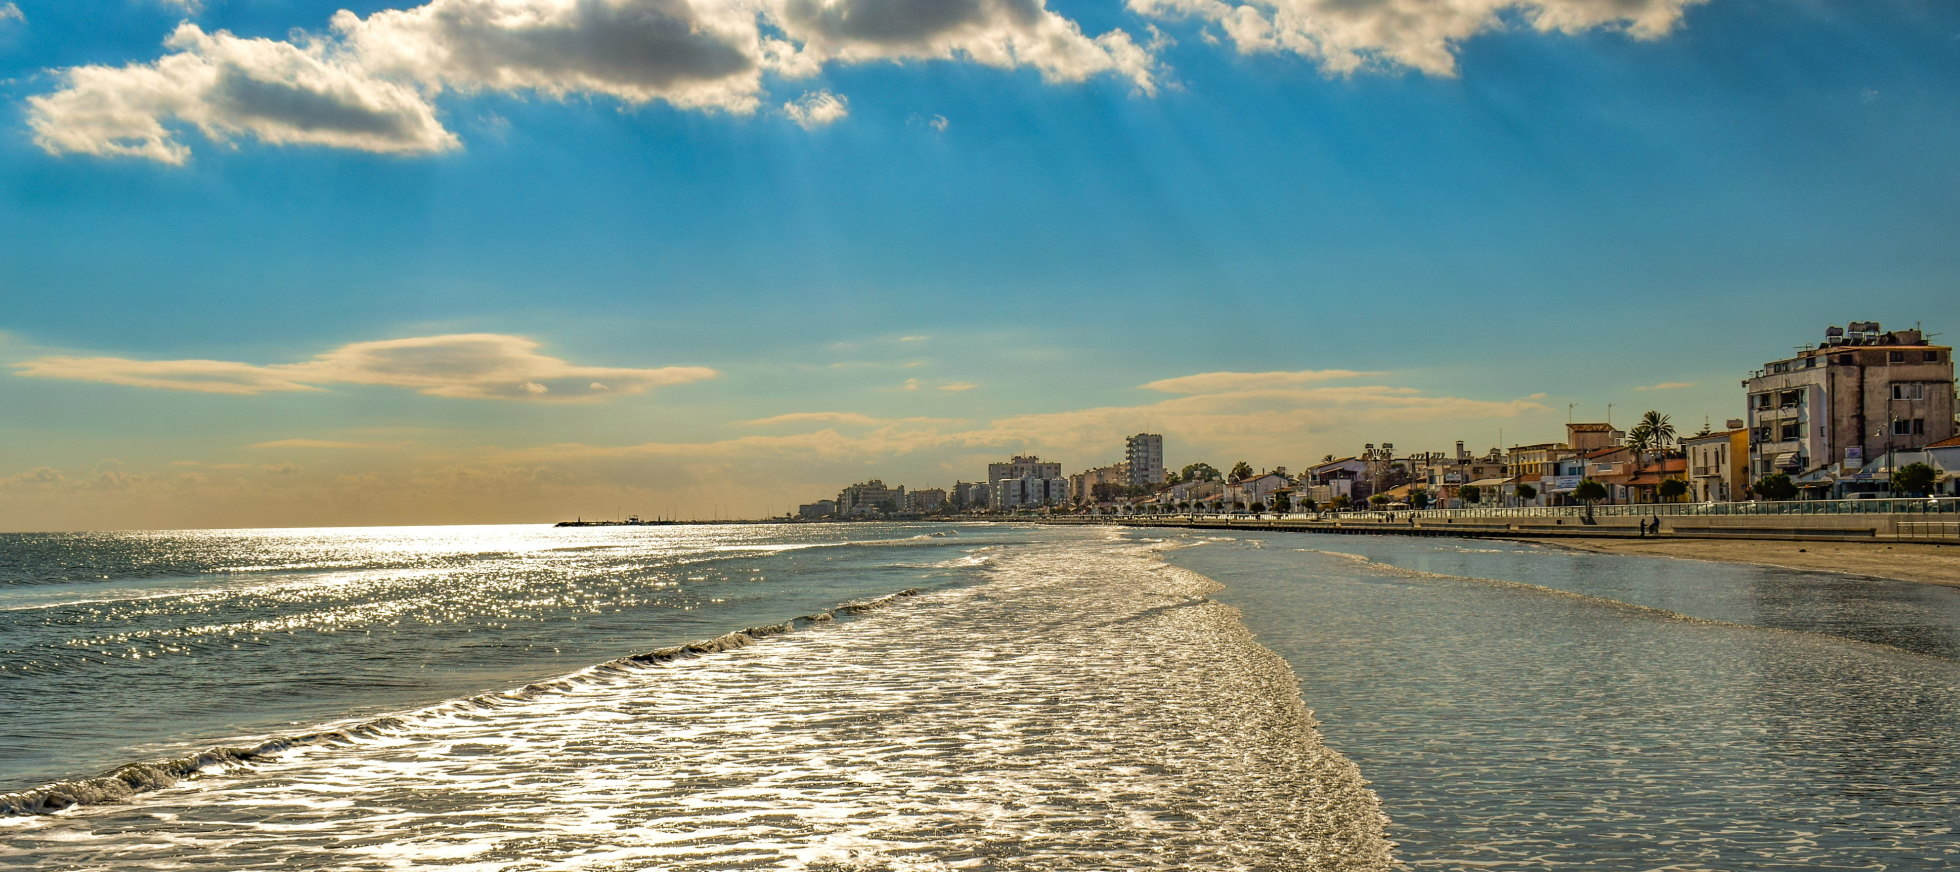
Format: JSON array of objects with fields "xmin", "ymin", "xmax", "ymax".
[
  {"xmin": 1682, "ymin": 427, "xmax": 1748, "ymax": 502},
  {"xmin": 1125, "ymin": 433, "xmax": 1165, "ymax": 487},
  {"xmin": 1744, "ymin": 322, "xmax": 1954, "ymax": 480}
]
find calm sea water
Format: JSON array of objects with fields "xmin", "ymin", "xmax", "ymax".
[
  {"xmin": 2, "ymin": 523, "xmax": 1957, "ymax": 870},
  {"xmin": 1158, "ymin": 530, "xmax": 1960, "ymax": 870}
]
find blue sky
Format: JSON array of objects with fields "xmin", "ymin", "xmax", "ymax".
[{"xmin": 1, "ymin": 0, "xmax": 1956, "ymax": 528}]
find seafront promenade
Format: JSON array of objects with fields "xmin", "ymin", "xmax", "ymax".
[{"xmin": 1047, "ymin": 498, "xmax": 1960, "ymax": 544}]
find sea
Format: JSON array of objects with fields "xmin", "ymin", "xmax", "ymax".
[{"xmin": 1, "ymin": 522, "xmax": 1956, "ymax": 870}]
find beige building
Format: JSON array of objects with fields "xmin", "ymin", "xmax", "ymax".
[
  {"xmin": 1745, "ymin": 322, "xmax": 1954, "ymax": 479},
  {"xmin": 1682, "ymin": 429, "xmax": 1748, "ymax": 502},
  {"xmin": 1069, "ymin": 462, "xmax": 1130, "ymax": 503}
]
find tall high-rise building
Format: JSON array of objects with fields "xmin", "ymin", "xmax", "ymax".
[{"xmin": 1125, "ymin": 433, "xmax": 1164, "ymax": 487}]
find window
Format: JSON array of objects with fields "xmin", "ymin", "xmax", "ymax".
[
  {"xmin": 1893, "ymin": 418, "xmax": 1927, "ymax": 436},
  {"xmin": 1781, "ymin": 422, "xmax": 1800, "ymax": 441},
  {"xmin": 1838, "ymin": 354, "xmax": 1855, "ymax": 366},
  {"xmin": 1893, "ymin": 383, "xmax": 1925, "ymax": 400},
  {"xmin": 1804, "ymin": 357, "xmax": 1816, "ymax": 368},
  {"xmin": 1889, "ymin": 351, "xmax": 1906, "ymax": 363},
  {"xmin": 1779, "ymin": 390, "xmax": 1801, "ymax": 408},
  {"xmin": 1929, "ymin": 351, "xmax": 1944, "ymax": 363},
  {"xmin": 1917, "ymin": 418, "xmax": 1927, "ymax": 435}
]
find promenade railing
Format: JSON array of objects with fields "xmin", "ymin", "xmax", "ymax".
[{"xmin": 1136, "ymin": 496, "xmax": 1960, "ymax": 523}]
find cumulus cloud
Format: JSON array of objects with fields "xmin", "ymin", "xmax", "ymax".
[
  {"xmin": 1141, "ymin": 369, "xmax": 1371, "ymax": 394},
  {"xmin": 772, "ymin": 0, "xmax": 1156, "ymax": 91},
  {"xmin": 1128, "ymin": 0, "xmax": 1705, "ymax": 76},
  {"xmin": 12, "ymin": 333, "xmax": 716, "ymax": 400},
  {"xmin": 29, "ymin": 0, "xmax": 1155, "ymax": 161},
  {"xmin": 783, "ymin": 89, "xmax": 848, "ymax": 128},
  {"xmin": 27, "ymin": 24, "xmax": 457, "ymax": 163}
]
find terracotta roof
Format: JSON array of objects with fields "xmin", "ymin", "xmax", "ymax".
[{"xmin": 1927, "ymin": 435, "xmax": 1960, "ymax": 449}]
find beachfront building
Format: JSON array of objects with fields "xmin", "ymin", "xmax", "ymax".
[
  {"xmin": 1307, "ymin": 457, "xmax": 1371, "ymax": 505},
  {"xmin": 1418, "ymin": 442, "xmax": 1509, "ymax": 507},
  {"xmin": 993, "ymin": 474, "xmax": 1068, "ymax": 510},
  {"xmin": 1567, "ymin": 423, "xmax": 1625, "ymax": 452},
  {"xmin": 1226, "ymin": 471, "xmax": 1291, "ymax": 510},
  {"xmin": 1069, "ymin": 462, "xmax": 1130, "ymax": 504},
  {"xmin": 905, "ymin": 488, "xmax": 947, "ymax": 514},
  {"xmin": 1683, "ymin": 428, "xmax": 1749, "ymax": 502},
  {"xmin": 836, "ymin": 480, "xmax": 902, "ymax": 516},
  {"xmin": 1125, "ymin": 433, "xmax": 1165, "ymax": 487},
  {"xmin": 797, "ymin": 499, "xmax": 836, "ymax": 519},
  {"xmin": 952, "ymin": 481, "xmax": 990, "ymax": 509},
  {"xmin": 986, "ymin": 456, "xmax": 1062, "ymax": 509},
  {"xmin": 1745, "ymin": 322, "xmax": 1955, "ymax": 484}
]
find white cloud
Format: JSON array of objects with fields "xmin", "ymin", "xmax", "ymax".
[
  {"xmin": 783, "ymin": 89, "xmax": 848, "ymax": 128},
  {"xmin": 29, "ymin": 0, "xmax": 1157, "ymax": 161},
  {"xmin": 1634, "ymin": 381, "xmax": 1695, "ymax": 391},
  {"xmin": 1127, "ymin": 0, "xmax": 1705, "ymax": 76},
  {"xmin": 0, "ymin": 3, "xmax": 22, "ymax": 23},
  {"xmin": 772, "ymin": 0, "xmax": 1156, "ymax": 92},
  {"xmin": 940, "ymin": 381, "xmax": 977, "ymax": 392},
  {"xmin": 1141, "ymin": 369, "xmax": 1371, "ymax": 394},
  {"xmin": 12, "ymin": 333, "xmax": 717, "ymax": 400},
  {"xmin": 27, "ymin": 24, "xmax": 457, "ymax": 164},
  {"xmin": 250, "ymin": 439, "xmax": 393, "ymax": 449}
]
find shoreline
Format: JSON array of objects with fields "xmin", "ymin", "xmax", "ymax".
[{"xmin": 1527, "ymin": 537, "xmax": 1960, "ymax": 588}]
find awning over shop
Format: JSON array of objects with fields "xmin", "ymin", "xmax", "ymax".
[{"xmin": 1773, "ymin": 452, "xmax": 1801, "ymax": 470}]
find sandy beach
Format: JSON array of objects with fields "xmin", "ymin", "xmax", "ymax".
[{"xmin": 1540, "ymin": 538, "xmax": 1960, "ymax": 588}]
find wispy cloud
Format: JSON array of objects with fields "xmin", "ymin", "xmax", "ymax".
[
  {"xmin": 13, "ymin": 334, "xmax": 716, "ymax": 400},
  {"xmin": 251, "ymin": 439, "xmax": 398, "ymax": 449},
  {"xmin": 1634, "ymin": 382, "xmax": 1696, "ymax": 391},
  {"xmin": 940, "ymin": 382, "xmax": 977, "ymax": 392},
  {"xmin": 1140, "ymin": 369, "xmax": 1372, "ymax": 394},
  {"xmin": 783, "ymin": 90, "xmax": 848, "ymax": 129},
  {"xmin": 0, "ymin": 3, "xmax": 23, "ymax": 23}
]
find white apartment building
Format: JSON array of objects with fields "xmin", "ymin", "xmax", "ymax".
[{"xmin": 992, "ymin": 475, "xmax": 1068, "ymax": 510}]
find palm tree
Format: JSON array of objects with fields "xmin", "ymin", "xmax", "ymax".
[
  {"xmin": 1639, "ymin": 410, "xmax": 1677, "ymax": 451},
  {"xmin": 1229, "ymin": 461, "xmax": 1254, "ymax": 482},
  {"xmin": 1627, "ymin": 410, "xmax": 1676, "ymax": 503}
]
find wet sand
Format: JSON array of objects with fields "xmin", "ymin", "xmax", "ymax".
[{"xmin": 1541, "ymin": 538, "xmax": 1960, "ymax": 587}]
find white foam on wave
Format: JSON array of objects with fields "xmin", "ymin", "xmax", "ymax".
[{"xmin": 3, "ymin": 537, "xmax": 1393, "ymax": 870}]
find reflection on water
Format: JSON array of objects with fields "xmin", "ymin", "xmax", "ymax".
[
  {"xmin": 0, "ymin": 524, "xmax": 1010, "ymax": 790},
  {"xmin": 1, "ymin": 534, "xmax": 1389, "ymax": 871},
  {"xmin": 1163, "ymin": 530, "xmax": 1960, "ymax": 870}
]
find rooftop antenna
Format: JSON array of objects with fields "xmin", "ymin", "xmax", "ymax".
[
  {"xmin": 1607, "ymin": 403, "xmax": 1614, "ymax": 426},
  {"xmin": 1567, "ymin": 402, "xmax": 1577, "ymax": 422}
]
